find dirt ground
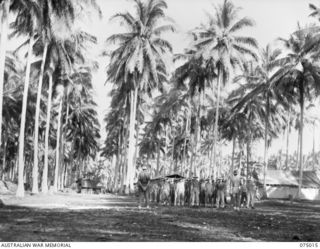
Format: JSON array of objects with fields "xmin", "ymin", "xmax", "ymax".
[{"xmin": 0, "ymin": 192, "xmax": 319, "ymax": 242}]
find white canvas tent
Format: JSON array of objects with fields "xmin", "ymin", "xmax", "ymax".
[{"xmin": 262, "ymin": 170, "xmax": 320, "ymax": 200}]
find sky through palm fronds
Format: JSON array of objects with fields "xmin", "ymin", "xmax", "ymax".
[{"xmin": 7, "ymin": 0, "xmax": 315, "ymax": 158}]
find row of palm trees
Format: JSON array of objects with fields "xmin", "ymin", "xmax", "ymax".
[
  {"xmin": 103, "ymin": 0, "xmax": 320, "ymax": 198},
  {"xmin": 104, "ymin": 0, "xmax": 176, "ymax": 192},
  {"xmin": 0, "ymin": 0, "xmax": 101, "ymax": 197},
  {"xmin": 1, "ymin": 0, "xmax": 320, "ymax": 198}
]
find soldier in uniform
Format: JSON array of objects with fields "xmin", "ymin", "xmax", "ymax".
[
  {"xmin": 230, "ymin": 170, "xmax": 241, "ymax": 211},
  {"xmin": 240, "ymin": 177, "xmax": 247, "ymax": 208},
  {"xmin": 137, "ymin": 164, "xmax": 151, "ymax": 209},
  {"xmin": 216, "ymin": 178, "xmax": 226, "ymax": 208},
  {"xmin": 246, "ymin": 174, "xmax": 256, "ymax": 209}
]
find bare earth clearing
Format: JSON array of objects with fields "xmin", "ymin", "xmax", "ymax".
[{"xmin": 0, "ymin": 193, "xmax": 319, "ymax": 242}]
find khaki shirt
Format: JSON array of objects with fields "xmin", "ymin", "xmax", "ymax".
[
  {"xmin": 138, "ymin": 170, "xmax": 150, "ymax": 186},
  {"xmin": 230, "ymin": 175, "xmax": 241, "ymax": 194},
  {"xmin": 216, "ymin": 182, "xmax": 225, "ymax": 191},
  {"xmin": 247, "ymin": 179, "xmax": 256, "ymax": 192}
]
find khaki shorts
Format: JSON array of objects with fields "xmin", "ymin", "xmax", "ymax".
[
  {"xmin": 138, "ymin": 185, "xmax": 149, "ymax": 192},
  {"xmin": 232, "ymin": 187, "xmax": 240, "ymax": 194}
]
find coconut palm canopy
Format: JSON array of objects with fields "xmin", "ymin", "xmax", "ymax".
[{"xmin": 0, "ymin": 0, "xmax": 320, "ymax": 199}]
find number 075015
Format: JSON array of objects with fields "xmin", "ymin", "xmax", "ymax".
[{"xmin": 300, "ymin": 243, "xmax": 318, "ymax": 247}]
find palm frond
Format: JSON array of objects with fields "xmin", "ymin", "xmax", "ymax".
[
  {"xmin": 234, "ymin": 36, "xmax": 258, "ymax": 48},
  {"xmin": 229, "ymin": 17, "xmax": 255, "ymax": 33}
]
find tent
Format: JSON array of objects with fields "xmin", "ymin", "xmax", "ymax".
[
  {"xmin": 149, "ymin": 174, "xmax": 184, "ymax": 183},
  {"xmin": 165, "ymin": 174, "xmax": 184, "ymax": 179},
  {"xmin": 261, "ymin": 170, "xmax": 320, "ymax": 200}
]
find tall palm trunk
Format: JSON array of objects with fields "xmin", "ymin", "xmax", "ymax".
[
  {"xmin": 171, "ymin": 129, "xmax": 175, "ymax": 175},
  {"xmin": 10, "ymin": 162, "xmax": 14, "ymax": 181},
  {"xmin": 174, "ymin": 157, "xmax": 178, "ymax": 173},
  {"xmin": 121, "ymin": 147, "xmax": 127, "ymax": 193},
  {"xmin": 209, "ymin": 132, "xmax": 213, "ymax": 178},
  {"xmin": 133, "ymin": 120, "xmax": 140, "ymax": 173},
  {"xmin": 246, "ymin": 127, "xmax": 251, "ymax": 182},
  {"xmin": 193, "ymin": 90, "xmax": 201, "ymax": 177},
  {"xmin": 212, "ymin": 68, "xmax": 222, "ymax": 180},
  {"xmin": 190, "ymin": 134, "xmax": 195, "ymax": 176},
  {"xmin": 192, "ymin": 92, "xmax": 200, "ymax": 176},
  {"xmin": 165, "ymin": 125, "xmax": 169, "ymax": 172},
  {"xmin": 0, "ymin": 0, "xmax": 10, "ymax": 150},
  {"xmin": 42, "ymin": 73, "xmax": 53, "ymax": 194},
  {"xmin": 60, "ymin": 90, "xmax": 69, "ymax": 191},
  {"xmin": 112, "ymin": 154, "xmax": 117, "ymax": 191},
  {"xmin": 187, "ymin": 96, "xmax": 194, "ymax": 177},
  {"xmin": 238, "ymin": 139, "xmax": 243, "ymax": 171},
  {"xmin": 120, "ymin": 157, "xmax": 125, "ymax": 192},
  {"xmin": 231, "ymin": 136, "xmax": 236, "ymax": 173},
  {"xmin": 113, "ymin": 131, "xmax": 121, "ymax": 191},
  {"xmin": 228, "ymin": 135, "xmax": 236, "ymax": 190},
  {"xmin": 312, "ymin": 122, "xmax": 316, "ymax": 171},
  {"xmin": 156, "ymin": 140, "xmax": 160, "ymax": 176},
  {"xmin": 279, "ymin": 127, "xmax": 286, "ymax": 170},
  {"xmin": 16, "ymin": 33, "xmax": 34, "ymax": 197},
  {"xmin": 297, "ymin": 127, "xmax": 301, "ymax": 170},
  {"xmin": 182, "ymin": 119, "xmax": 188, "ymax": 176},
  {"xmin": 285, "ymin": 110, "xmax": 290, "ymax": 169},
  {"xmin": 32, "ymin": 42, "xmax": 48, "ymax": 194},
  {"xmin": 77, "ymin": 151, "xmax": 82, "ymax": 177},
  {"xmin": 263, "ymin": 95, "xmax": 269, "ymax": 190},
  {"xmin": 111, "ymin": 154, "xmax": 117, "ymax": 191},
  {"xmin": 69, "ymin": 139, "xmax": 76, "ymax": 182},
  {"xmin": 1, "ymin": 133, "xmax": 7, "ymax": 180},
  {"xmin": 218, "ymin": 143, "xmax": 222, "ymax": 177},
  {"xmin": 63, "ymin": 162, "xmax": 68, "ymax": 188},
  {"xmin": 298, "ymin": 81, "xmax": 304, "ymax": 198},
  {"xmin": 120, "ymin": 119, "xmax": 128, "ymax": 192},
  {"xmin": 14, "ymin": 158, "xmax": 18, "ymax": 182},
  {"xmin": 126, "ymin": 87, "xmax": 138, "ymax": 193},
  {"xmin": 54, "ymin": 98, "xmax": 63, "ymax": 192}
]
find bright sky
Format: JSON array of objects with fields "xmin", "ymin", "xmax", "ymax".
[{"xmin": 86, "ymin": 0, "xmax": 320, "ymax": 158}]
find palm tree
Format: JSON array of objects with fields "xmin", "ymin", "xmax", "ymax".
[
  {"xmin": 42, "ymin": 67, "xmax": 54, "ymax": 193},
  {"xmin": 12, "ymin": 0, "xmax": 80, "ymax": 195},
  {"xmin": 102, "ymin": 106, "xmax": 127, "ymax": 191},
  {"xmin": 12, "ymin": 0, "xmax": 75, "ymax": 195},
  {"xmin": 309, "ymin": 3, "xmax": 320, "ymax": 20},
  {"xmin": 107, "ymin": 0, "xmax": 174, "ymax": 192},
  {"xmin": 0, "ymin": 0, "xmax": 11, "ymax": 150},
  {"xmin": 102, "ymin": 83, "xmax": 131, "ymax": 191},
  {"xmin": 11, "ymin": 2, "xmax": 43, "ymax": 197},
  {"xmin": 151, "ymin": 86, "xmax": 191, "ymax": 173},
  {"xmin": 219, "ymin": 104, "xmax": 242, "ymax": 175},
  {"xmin": 41, "ymin": 52, "xmax": 66, "ymax": 194},
  {"xmin": 36, "ymin": 27, "xmax": 97, "ymax": 193},
  {"xmin": 139, "ymin": 125, "xmax": 165, "ymax": 176},
  {"xmin": 66, "ymin": 90, "xmax": 100, "ymax": 180},
  {"xmin": 232, "ymin": 46, "xmax": 296, "ymax": 190},
  {"xmin": 37, "ymin": 1, "xmax": 100, "ymax": 194},
  {"xmin": 32, "ymin": 0, "xmax": 76, "ymax": 194},
  {"xmin": 270, "ymin": 26, "xmax": 320, "ymax": 198},
  {"xmin": 0, "ymin": 52, "xmax": 22, "ymax": 180},
  {"xmin": 193, "ymin": 0, "xmax": 258, "ymax": 179},
  {"xmin": 8, "ymin": 0, "xmax": 100, "ymax": 194},
  {"xmin": 230, "ymin": 68, "xmax": 286, "ymax": 182},
  {"xmin": 173, "ymin": 47, "xmax": 215, "ymax": 177},
  {"xmin": 58, "ymin": 65, "xmax": 100, "ymax": 186},
  {"xmin": 0, "ymin": 0, "xmax": 40, "ymax": 154}
]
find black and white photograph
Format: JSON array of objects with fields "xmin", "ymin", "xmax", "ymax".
[{"xmin": 0, "ymin": 0, "xmax": 320, "ymax": 244}]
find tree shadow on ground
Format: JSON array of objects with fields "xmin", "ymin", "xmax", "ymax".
[{"xmin": 0, "ymin": 194, "xmax": 319, "ymax": 242}]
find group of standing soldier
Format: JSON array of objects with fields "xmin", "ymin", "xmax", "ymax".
[
  {"xmin": 136, "ymin": 164, "xmax": 257, "ymax": 210},
  {"xmin": 230, "ymin": 170, "xmax": 256, "ymax": 210}
]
